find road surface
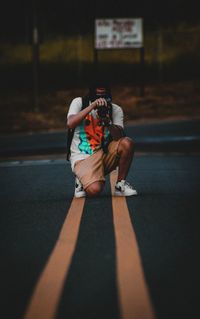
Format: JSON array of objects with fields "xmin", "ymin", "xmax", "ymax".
[{"xmin": 0, "ymin": 152, "xmax": 199, "ymax": 319}]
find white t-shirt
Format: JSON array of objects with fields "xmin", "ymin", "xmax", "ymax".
[{"xmin": 67, "ymin": 97, "xmax": 124, "ymax": 171}]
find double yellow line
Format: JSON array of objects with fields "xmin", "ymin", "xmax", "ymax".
[
  {"xmin": 24, "ymin": 171, "xmax": 155, "ymax": 319},
  {"xmin": 23, "ymin": 197, "xmax": 85, "ymax": 319},
  {"xmin": 110, "ymin": 171, "xmax": 155, "ymax": 319}
]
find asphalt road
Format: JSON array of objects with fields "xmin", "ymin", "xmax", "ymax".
[
  {"xmin": 0, "ymin": 153, "xmax": 199, "ymax": 319},
  {"xmin": 0, "ymin": 118, "xmax": 200, "ymax": 157}
]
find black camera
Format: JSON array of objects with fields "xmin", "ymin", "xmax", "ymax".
[
  {"xmin": 97, "ymin": 100, "xmax": 112, "ymax": 126},
  {"xmin": 97, "ymin": 104, "xmax": 109, "ymax": 118}
]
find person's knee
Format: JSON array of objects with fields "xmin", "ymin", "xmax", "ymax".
[
  {"xmin": 118, "ymin": 137, "xmax": 135, "ymax": 154},
  {"xmin": 85, "ymin": 181, "xmax": 103, "ymax": 197}
]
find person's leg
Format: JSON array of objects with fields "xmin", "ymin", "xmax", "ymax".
[
  {"xmin": 116, "ymin": 137, "xmax": 135, "ymax": 182},
  {"xmin": 73, "ymin": 150, "xmax": 105, "ymax": 198},
  {"xmin": 85, "ymin": 181, "xmax": 104, "ymax": 197},
  {"xmin": 103, "ymin": 137, "xmax": 137, "ymax": 196}
]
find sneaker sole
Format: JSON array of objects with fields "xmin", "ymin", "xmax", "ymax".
[
  {"xmin": 74, "ymin": 193, "xmax": 86, "ymax": 198},
  {"xmin": 114, "ymin": 191, "xmax": 138, "ymax": 196}
]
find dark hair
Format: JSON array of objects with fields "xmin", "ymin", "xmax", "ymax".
[{"xmin": 88, "ymin": 81, "xmax": 112, "ymax": 102}]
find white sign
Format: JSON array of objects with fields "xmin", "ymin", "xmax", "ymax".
[{"xmin": 95, "ymin": 18, "xmax": 143, "ymax": 49}]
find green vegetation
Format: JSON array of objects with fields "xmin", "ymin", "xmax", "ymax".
[
  {"xmin": 0, "ymin": 23, "xmax": 200, "ymax": 134},
  {"xmin": 0, "ymin": 24, "xmax": 200, "ymax": 66}
]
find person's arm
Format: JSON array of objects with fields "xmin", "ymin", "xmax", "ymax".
[{"xmin": 67, "ymin": 98, "xmax": 106, "ymax": 129}]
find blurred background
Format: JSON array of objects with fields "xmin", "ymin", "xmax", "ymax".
[{"xmin": 0, "ymin": 0, "xmax": 199, "ymax": 133}]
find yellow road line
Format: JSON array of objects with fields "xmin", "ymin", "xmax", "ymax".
[
  {"xmin": 23, "ymin": 197, "xmax": 85, "ymax": 319},
  {"xmin": 110, "ymin": 171, "xmax": 155, "ymax": 319}
]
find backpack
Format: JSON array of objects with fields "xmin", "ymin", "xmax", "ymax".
[{"xmin": 66, "ymin": 96, "xmax": 113, "ymax": 161}]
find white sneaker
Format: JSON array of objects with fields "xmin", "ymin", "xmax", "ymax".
[
  {"xmin": 114, "ymin": 180, "xmax": 137, "ymax": 196},
  {"xmin": 74, "ymin": 177, "xmax": 86, "ymax": 198}
]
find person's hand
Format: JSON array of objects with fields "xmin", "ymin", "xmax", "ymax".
[{"xmin": 92, "ymin": 98, "xmax": 107, "ymax": 109}]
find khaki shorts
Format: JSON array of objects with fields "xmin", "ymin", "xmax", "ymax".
[{"xmin": 74, "ymin": 138, "xmax": 123, "ymax": 190}]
